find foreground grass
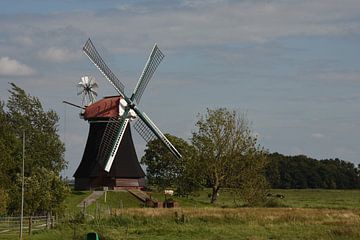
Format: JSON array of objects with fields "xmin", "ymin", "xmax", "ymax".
[
  {"xmin": 3, "ymin": 189, "xmax": 359, "ymax": 239},
  {"xmin": 26, "ymin": 208, "xmax": 360, "ymax": 240}
]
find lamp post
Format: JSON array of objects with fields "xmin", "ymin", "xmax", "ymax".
[{"xmin": 20, "ymin": 131, "xmax": 25, "ymax": 240}]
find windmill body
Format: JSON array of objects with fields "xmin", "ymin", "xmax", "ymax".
[{"xmin": 74, "ymin": 96, "xmax": 145, "ymax": 190}]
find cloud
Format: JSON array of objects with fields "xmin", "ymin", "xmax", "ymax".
[
  {"xmin": 0, "ymin": 57, "xmax": 35, "ymax": 76},
  {"xmin": 314, "ymin": 71, "xmax": 360, "ymax": 82},
  {"xmin": 1, "ymin": 0, "xmax": 359, "ymax": 54},
  {"xmin": 38, "ymin": 47, "xmax": 82, "ymax": 62},
  {"xmin": 311, "ymin": 133, "xmax": 325, "ymax": 139}
]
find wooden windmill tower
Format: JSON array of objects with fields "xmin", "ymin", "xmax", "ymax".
[{"xmin": 73, "ymin": 39, "xmax": 181, "ymax": 190}]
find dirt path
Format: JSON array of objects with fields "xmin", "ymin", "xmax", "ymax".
[{"xmin": 77, "ymin": 191, "xmax": 104, "ymax": 207}]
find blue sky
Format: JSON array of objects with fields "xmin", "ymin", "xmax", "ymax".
[{"xmin": 0, "ymin": 0, "xmax": 359, "ymax": 177}]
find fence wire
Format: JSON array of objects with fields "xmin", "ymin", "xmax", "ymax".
[{"xmin": 0, "ymin": 216, "xmax": 55, "ymax": 236}]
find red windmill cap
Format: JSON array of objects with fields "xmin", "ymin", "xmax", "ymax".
[{"xmin": 83, "ymin": 96, "xmax": 121, "ymax": 120}]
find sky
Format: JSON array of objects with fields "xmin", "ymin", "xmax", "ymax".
[{"xmin": 0, "ymin": 0, "xmax": 359, "ymax": 178}]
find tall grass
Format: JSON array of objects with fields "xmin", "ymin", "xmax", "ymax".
[{"xmin": 27, "ymin": 208, "xmax": 360, "ymax": 240}]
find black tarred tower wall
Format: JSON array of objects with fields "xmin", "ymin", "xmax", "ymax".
[{"xmin": 74, "ymin": 96, "xmax": 145, "ymax": 190}]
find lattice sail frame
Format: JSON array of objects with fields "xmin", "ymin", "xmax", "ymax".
[
  {"xmin": 83, "ymin": 39, "xmax": 125, "ymax": 97},
  {"xmin": 96, "ymin": 117, "xmax": 118, "ymax": 168},
  {"xmin": 134, "ymin": 118, "xmax": 157, "ymax": 143},
  {"xmin": 132, "ymin": 45, "xmax": 164, "ymax": 104}
]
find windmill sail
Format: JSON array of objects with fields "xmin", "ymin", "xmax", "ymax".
[
  {"xmin": 96, "ymin": 117, "xmax": 130, "ymax": 172},
  {"xmin": 104, "ymin": 118, "xmax": 129, "ymax": 172},
  {"xmin": 83, "ymin": 39, "xmax": 125, "ymax": 97},
  {"xmin": 96, "ymin": 117, "xmax": 120, "ymax": 168},
  {"xmin": 131, "ymin": 44, "xmax": 164, "ymax": 104},
  {"xmin": 133, "ymin": 117, "xmax": 157, "ymax": 143}
]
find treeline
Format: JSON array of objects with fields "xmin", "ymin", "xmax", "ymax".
[{"xmin": 265, "ymin": 152, "xmax": 360, "ymax": 189}]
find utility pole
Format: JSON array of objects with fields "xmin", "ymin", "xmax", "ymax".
[{"xmin": 20, "ymin": 131, "xmax": 25, "ymax": 240}]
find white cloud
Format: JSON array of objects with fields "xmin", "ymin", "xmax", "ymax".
[
  {"xmin": 2, "ymin": 0, "xmax": 359, "ymax": 53},
  {"xmin": 315, "ymin": 71, "xmax": 360, "ymax": 82},
  {"xmin": 0, "ymin": 57, "xmax": 35, "ymax": 76},
  {"xmin": 38, "ymin": 47, "xmax": 81, "ymax": 62},
  {"xmin": 311, "ymin": 133, "xmax": 325, "ymax": 139},
  {"xmin": 182, "ymin": 0, "xmax": 227, "ymax": 8}
]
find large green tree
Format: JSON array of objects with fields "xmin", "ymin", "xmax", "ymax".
[
  {"xmin": 0, "ymin": 83, "xmax": 69, "ymax": 215},
  {"xmin": 6, "ymin": 83, "xmax": 66, "ymax": 174},
  {"xmin": 191, "ymin": 108, "xmax": 268, "ymax": 204},
  {"xmin": 0, "ymin": 101, "xmax": 20, "ymax": 215}
]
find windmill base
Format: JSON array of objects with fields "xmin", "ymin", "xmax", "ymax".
[{"xmin": 75, "ymin": 177, "xmax": 145, "ymax": 191}]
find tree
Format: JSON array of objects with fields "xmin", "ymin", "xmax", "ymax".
[
  {"xmin": 6, "ymin": 83, "xmax": 66, "ymax": 174},
  {"xmin": 0, "ymin": 187, "xmax": 8, "ymax": 216},
  {"xmin": 191, "ymin": 108, "xmax": 268, "ymax": 204},
  {"xmin": 0, "ymin": 101, "xmax": 21, "ymax": 187},
  {"xmin": 10, "ymin": 168, "xmax": 69, "ymax": 216},
  {"xmin": 265, "ymin": 153, "xmax": 360, "ymax": 189},
  {"xmin": 0, "ymin": 83, "xmax": 69, "ymax": 215},
  {"xmin": 227, "ymin": 150, "xmax": 269, "ymax": 206},
  {"xmin": 141, "ymin": 134, "xmax": 201, "ymax": 195}
]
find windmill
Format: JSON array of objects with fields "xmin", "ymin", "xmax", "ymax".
[
  {"xmin": 77, "ymin": 76, "xmax": 98, "ymax": 106},
  {"xmin": 73, "ymin": 39, "xmax": 181, "ymax": 190}
]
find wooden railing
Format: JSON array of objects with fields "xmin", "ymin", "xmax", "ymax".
[{"xmin": 0, "ymin": 215, "xmax": 55, "ymax": 236}]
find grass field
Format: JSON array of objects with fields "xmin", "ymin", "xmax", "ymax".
[
  {"xmin": 64, "ymin": 190, "xmax": 91, "ymax": 212},
  {"xmin": 73, "ymin": 188, "xmax": 360, "ymax": 211},
  {"xmin": 19, "ymin": 208, "xmax": 360, "ymax": 240},
  {"xmin": 3, "ymin": 189, "xmax": 360, "ymax": 240},
  {"xmin": 273, "ymin": 189, "xmax": 360, "ymax": 209},
  {"xmin": 135, "ymin": 188, "xmax": 360, "ymax": 209}
]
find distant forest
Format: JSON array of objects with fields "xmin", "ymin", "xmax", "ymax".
[{"xmin": 265, "ymin": 153, "xmax": 360, "ymax": 189}]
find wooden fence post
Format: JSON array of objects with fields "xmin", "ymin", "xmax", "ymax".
[
  {"xmin": 46, "ymin": 212, "xmax": 50, "ymax": 229},
  {"xmin": 28, "ymin": 216, "xmax": 32, "ymax": 235}
]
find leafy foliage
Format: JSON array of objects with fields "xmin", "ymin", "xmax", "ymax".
[
  {"xmin": 7, "ymin": 83, "xmax": 66, "ymax": 174},
  {"xmin": 266, "ymin": 152, "xmax": 360, "ymax": 189},
  {"xmin": 0, "ymin": 83, "xmax": 69, "ymax": 216},
  {"xmin": 0, "ymin": 187, "xmax": 8, "ymax": 216},
  {"xmin": 141, "ymin": 134, "xmax": 201, "ymax": 195},
  {"xmin": 142, "ymin": 108, "xmax": 269, "ymax": 205},
  {"xmin": 0, "ymin": 101, "xmax": 21, "ymax": 186},
  {"xmin": 191, "ymin": 108, "xmax": 269, "ymax": 204}
]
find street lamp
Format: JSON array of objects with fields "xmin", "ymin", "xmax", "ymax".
[{"xmin": 20, "ymin": 131, "xmax": 25, "ymax": 240}]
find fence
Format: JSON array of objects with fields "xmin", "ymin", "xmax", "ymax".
[{"xmin": 0, "ymin": 215, "xmax": 55, "ymax": 236}]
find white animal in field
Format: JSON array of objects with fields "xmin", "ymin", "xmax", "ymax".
[{"xmin": 164, "ymin": 189, "xmax": 174, "ymax": 196}]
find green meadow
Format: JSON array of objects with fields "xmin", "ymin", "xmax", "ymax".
[
  {"xmin": 2, "ymin": 189, "xmax": 360, "ymax": 240},
  {"xmin": 80, "ymin": 188, "xmax": 360, "ymax": 210}
]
